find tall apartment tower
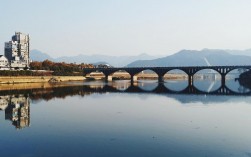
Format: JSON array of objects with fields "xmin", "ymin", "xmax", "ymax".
[{"xmin": 4, "ymin": 32, "xmax": 30, "ymax": 69}]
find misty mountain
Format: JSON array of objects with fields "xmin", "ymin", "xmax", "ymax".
[
  {"xmin": 30, "ymin": 49, "xmax": 54, "ymax": 61},
  {"xmin": 54, "ymin": 53, "xmax": 160, "ymax": 67},
  {"xmin": 30, "ymin": 50, "xmax": 160, "ymax": 67},
  {"xmin": 92, "ymin": 61, "xmax": 110, "ymax": 66},
  {"xmin": 127, "ymin": 49, "xmax": 251, "ymax": 67},
  {"xmin": 226, "ymin": 49, "xmax": 251, "ymax": 56}
]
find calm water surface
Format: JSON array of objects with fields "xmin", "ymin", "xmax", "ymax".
[{"xmin": 1, "ymin": 79, "xmax": 251, "ymax": 157}]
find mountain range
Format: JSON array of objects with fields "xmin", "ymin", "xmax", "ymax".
[
  {"xmin": 30, "ymin": 49, "xmax": 251, "ymax": 67},
  {"xmin": 30, "ymin": 49, "xmax": 161, "ymax": 67},
  {"xmin": 127, "ymin": 49, "xmax": 251, "ymax": 67}
]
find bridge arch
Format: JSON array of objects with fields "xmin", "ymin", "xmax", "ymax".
[
  {"xmin": 225, "ymin": 68, "xmax": 251, "ymax": 94},
  {"xmin": 83, "ymin": 69, "xmax": 106, "ymax": 81},
  {"xmin": 225, "ymin": 67, "xmax": 251, "ymax": 76},
  {"xmin": 164, "ymin": 69, "xmax": 188, "ymax": 80},
  {"xmin": 133, "ymin": 69, "xmax": 159, "ymax": 82},
  {"xmin": 109, "ymin": 70, "xmax": 131, "ymax": 81},
  {"xmin": 163, "ymin": 69, "xmax": 188, "ymax": 91},
  {"xmin": 193, "ymin": 69, "xmax": 222, "ymax": 92},
  {"xmin": 193, "ymin": 68, "xmax": 221, "ymax": 79},
  {"xmin": 83, "ymin": 68, "xmax": 121, "ymax": 81}
]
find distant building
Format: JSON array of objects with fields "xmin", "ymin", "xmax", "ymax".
[
  {"xmin": 4, "ymin": 32, "xmax": 30, "ymax": 69},
  {"xmin": 0, "ymin": 55, "xmax": 9, "ymax": 69},
  {"xmin": 95, "ymin": 63, "xmax": 113, "ymax": 68}
]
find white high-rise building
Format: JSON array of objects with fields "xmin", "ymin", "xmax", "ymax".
[
  {"xmin": 4, "ymin": 32, "xmax": 30, "ymax": 69},
  {"xmin": 0, "ymin": 55, "xmax": 9, "ymax": 69}
]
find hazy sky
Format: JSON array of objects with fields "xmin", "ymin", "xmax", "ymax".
[{"xmin": 1, "ymin": 0, "xmax": 251, "ymax": 57}]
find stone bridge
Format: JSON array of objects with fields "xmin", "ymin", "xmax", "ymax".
[{"xmin": 83, "ymin": 66, "xmax": 251, "ymax": 86}]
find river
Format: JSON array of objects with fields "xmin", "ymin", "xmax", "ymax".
[{"xmin": 0, "ymin": 79, "xmax": 251, "ymax": 157}]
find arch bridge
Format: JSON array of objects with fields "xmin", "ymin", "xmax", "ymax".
[{"xmin": 83, "ymin": 65, "xmax": 251, "ymax": 86}]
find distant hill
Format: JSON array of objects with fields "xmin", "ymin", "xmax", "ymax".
[
  {"xmin": 127, "ymin": 49, "xmax": 251, "ymax": 67},
  {"xmin": 54, "ymin": 53, "xmax": 160, "ymax": 67},
  {"xmin": 30, "ymin": 49, "xmax": 54, "ymax": 62},
  {"xmin": 30, "ymin": 49, "xmax": 251, "ymax": 67},
  {"xmin": 226, "ymin": 49, "xmax": 251, "ymax": 56},
  {"xmin": 30, "ymin": 50, "xmax": 160, "ymax": 67}
]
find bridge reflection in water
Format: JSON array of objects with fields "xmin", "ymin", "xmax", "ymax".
[
  {"xmin": 83, "ymin": 80, "xmax": 251, "ymax": 96},
  {"xmin": 0, "ymin": 79, "xmax": 250, "ymax": 130}
]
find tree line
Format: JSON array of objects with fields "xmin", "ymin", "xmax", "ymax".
[{"xmin": 0, "ymin": 60, "xmax": 94, "ymax": 76}]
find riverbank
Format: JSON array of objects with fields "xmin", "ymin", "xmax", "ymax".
[
  {"xmin": 0, "ymin": 76, "xmax": 85, "ymax": 84},
  {"xmin": 0, "ymin": 81, "xmax": 86, "ymax": 91}
]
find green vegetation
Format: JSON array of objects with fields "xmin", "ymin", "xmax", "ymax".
[
  {"xmin": 0, "ymin": 60, "xmax": 94, "ymax": 76},
  {"xmin": 30, "ymin": 60, "xmax": 94, "ymax": 76}
]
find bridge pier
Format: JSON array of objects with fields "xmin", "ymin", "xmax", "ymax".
[
  {"xmin": 158, "ymin": 76, "xmax": 164, "ymax": 83},
  {"xmin": 131, "ymin": 75, "xmax": 138, "ymax": 83},
  {"xmin": 105, "ymin": 75, "xmax": 113, "ymax": 82},
  {"xmin": 188, "ymin": 75, "xmax": 193, "ymax": 86},
  {"xmin": 130, "ymin": 76, "xmax": 134, "ymax": 84},
  {"xmin": 108, "ymin": 76, "xmax": 113, "ymax": 81},
  {"xmin": 221, "ymin": 74, "xmax": 226, "ymax": 86}
]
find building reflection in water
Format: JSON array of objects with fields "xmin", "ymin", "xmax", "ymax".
[{"xmin": 0, "ymin": 95, "xmax": 30, "ymax": 129}]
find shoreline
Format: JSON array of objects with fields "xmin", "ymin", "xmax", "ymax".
[
  {"xmin": 0, "ymin": 81, "xmax": 85, "ymax": 91},
  {"xmin": 0, "ymin": 76, "xmax": 85, "ymax": 84}
]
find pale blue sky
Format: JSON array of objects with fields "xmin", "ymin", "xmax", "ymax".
[{"xmin": 1, "ymin": 0, "xmax": 251, "ymax": 57}]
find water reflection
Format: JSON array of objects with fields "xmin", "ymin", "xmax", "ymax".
[
  {"xmin": 99, "ymin": 80, "xmax": 251, "ymax": 95},
  {"xmin": 0, "ymin": 79, "xmax": 250, "ymax": 130},
  {"xmin": 0, "ymin": 95, "xmax": 30, "ymax": 129},
  {"xmin": 137, "ymin": 80, "xmax": 158, "ymax": 91},
  {"xmin": 1, "ymin": 81, "xmax": 251, "ymax": 156},
  {"xmin": 193, "ymin": 79, "xmax": 222, "ymax": 93},
  {"xmin": 164, "ymin": 80, "xmax": 188, "ymax": 91},
  {"xmin": 0, "ymin": 79, "xmax": 249, "ymax": 102}
]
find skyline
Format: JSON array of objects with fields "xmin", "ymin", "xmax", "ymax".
[{"xmin": 1, "ymin": 0, "xmax": 251, "ymax": 57}]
